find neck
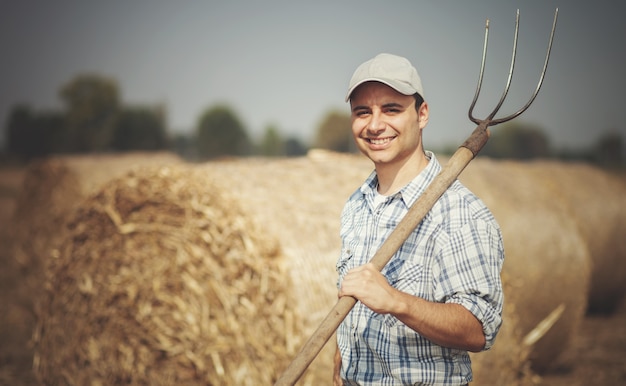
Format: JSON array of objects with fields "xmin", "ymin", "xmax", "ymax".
[{"xmin": 375, "ymin": 151, "xmax": 430, "ymax": 195}]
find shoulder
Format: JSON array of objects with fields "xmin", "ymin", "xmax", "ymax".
[{"xmin": 431, "ymin": 179, "xmax": 500, "ymax": 230}]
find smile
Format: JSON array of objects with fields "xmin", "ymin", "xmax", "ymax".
[{"xmin": 367, "ymin": 137, "xmax": 395, "ymax": 145}]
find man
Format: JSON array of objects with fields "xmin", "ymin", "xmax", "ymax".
[{"xmin": 333, "ymin": 53, "xmax": 505, "ymax": 385}]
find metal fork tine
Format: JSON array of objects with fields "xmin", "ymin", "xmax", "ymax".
[
  {"xmin": 467, "ymin": 18, "xmax": 490, "ymax": 125},
  {"xmin": 487, "ymin": 9, "xmax": 520, "ymax": 121},
  {"xmin": 469, "ymin": 8, "xmax": 558, "ymax": 127},
  {"xmin": 491, "ymin": 8, "xmax": 559, "ymax": 125}
]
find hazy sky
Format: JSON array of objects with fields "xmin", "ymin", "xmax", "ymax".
[{"xmin": 1, "ymin": 0, "xmax": 625, "ymax": 151}]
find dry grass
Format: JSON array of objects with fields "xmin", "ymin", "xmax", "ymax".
[
  {"xmin": 1, "ymin": 153, "xmax": 181, "ymax": 386},
  {"xmin": 33, "ymin": 165, "xmax": 299, "ymax": 385}
]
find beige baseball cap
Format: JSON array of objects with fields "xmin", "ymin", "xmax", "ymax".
[{"xmin": 345, "ymin": 53, "xmax": 424, "ymax": 102}]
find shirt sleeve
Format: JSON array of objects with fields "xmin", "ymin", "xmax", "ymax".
[{"xmin": 436, "ymin": 218, "xmax": 505, "ymax": 350}]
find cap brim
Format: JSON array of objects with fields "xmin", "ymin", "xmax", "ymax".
[{"xmin": 345, "ymin": 78, "xmax": 419, "ymax": 102}]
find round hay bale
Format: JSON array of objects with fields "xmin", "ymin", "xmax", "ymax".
[
  {"xmin": 34, "ymin": 165, "xmax": 298, "ymax": 385},
  {"xmin": 460, "ymin": 158, "xmax": 591, "ymax": 375},
  {"xmin": 4, "ymin": 152, "xmax": 181, "ymax": 384},
  {"xmin": 523, "ymin": 160, "xmax": 626, "ymax": 314},
  {"xmin": 11, "ymin": 152, "xmax": 181, "ymax": 272},
  {"xmin": 10, "ymin": 152, "xmax": 181, "ymax": 300}
]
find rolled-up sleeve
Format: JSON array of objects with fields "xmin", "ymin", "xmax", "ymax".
[{"xmin": 437, "ymin": 219, "xmax": 505, "ymax": 350}]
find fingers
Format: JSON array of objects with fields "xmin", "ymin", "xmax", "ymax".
[
  {"xmin": 343, "ymin": 263, "xmax": 380, "ymax": 288},
  {"xmin": 339, "ymin": 263, "xmax": 375, "ymax": 296},
  {"xmin": 339, "ymin": 263, "xmax": 395, "ymax": 313}
]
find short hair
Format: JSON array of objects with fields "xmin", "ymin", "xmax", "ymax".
[{"xmin": 414, "ymin": 93, "xmax": 424, "ymax": 111}]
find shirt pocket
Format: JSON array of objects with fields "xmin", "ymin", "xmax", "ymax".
[
  {"xmin": 382, "ymin": 263, "xmax": 426, "ymax": 328},
  {"xmin": 388, "ymin": 263, "xmax": 426, "ymax": 296}
]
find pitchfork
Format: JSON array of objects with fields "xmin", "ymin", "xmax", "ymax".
[{"xmin": 275, "ymin": 9, "xmax": 559, "ymax": 385}]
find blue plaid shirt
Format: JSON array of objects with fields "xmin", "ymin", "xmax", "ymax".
[{"xmin": 336, "ymin": 152, "xmax": 504, "ymax": 385}]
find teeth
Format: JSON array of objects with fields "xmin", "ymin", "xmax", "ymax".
[{"xmin": 370, "ymin": 137, "xmax": 393, "ymax": 145}]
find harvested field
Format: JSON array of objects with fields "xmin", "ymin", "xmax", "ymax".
[{"xmin": 1, "ymin": 152, "xmax": 625, "ymax": 385}]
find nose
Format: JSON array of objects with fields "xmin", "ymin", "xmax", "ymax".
[{"xmin": 367, "ymin": 110, "xmax": 385, "ymax": 134}]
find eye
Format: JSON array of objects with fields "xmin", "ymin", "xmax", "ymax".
[{"xmin": 382, "ymin": 103, "xmax": 403, "ymax": 114}]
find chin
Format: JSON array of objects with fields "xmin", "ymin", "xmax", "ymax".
[{"xmin": 368, "ymin": 154, "xmax": 394, "ymax": 165}]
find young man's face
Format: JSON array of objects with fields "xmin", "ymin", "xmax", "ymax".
[{"xmin": 350, "ymin": 81, "xmax": 429, "ymax": 168}]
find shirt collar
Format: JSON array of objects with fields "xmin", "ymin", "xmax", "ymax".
[{"xmin": 359, "ymin": 151, "xmax": 442, "ymax": 208}]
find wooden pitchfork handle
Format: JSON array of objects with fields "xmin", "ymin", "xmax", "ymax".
[{"xmin": 275, "ymin": 9, "xmax": 557, "ymax": 385}]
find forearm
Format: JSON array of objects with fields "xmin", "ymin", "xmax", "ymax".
[
  {"xmin": 390, "ymin": 288, "xmax": 486, "ymax": 352},
  {"xmin": 340, "ymin": 263, "xmax": 487, "ymax": 352}
]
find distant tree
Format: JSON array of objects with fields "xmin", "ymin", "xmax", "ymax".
[
  {"xmin": 5, "ymin": 105, "xmax": 33, "ymax": 157},
  {"xmin": 284, "ymin": 136, "xmax": 308, "ymax": 156},
  {"xmin": 258, "ymin": 124, "xmax": 284, "ymax": 156},
  {"xmin": 591, "ymin": 130, "xmax": 623, "ymax": 167},
  {"xmin": 481, "ymin": 122, "xmax": 550, "ymax": 159},
  {"xmin": 313, "ymin": 110, "xmax": 353, "ymax": 153},
  {"xmin": 196, "ymin": 105, "xmax": 251, "ymax": 158},
  {"xmin": 171, "ymin": 132, "xmax": 196, "ymax": 160},
  {"xmin": 60, "ymin": 74, "xmax": 120, "ymax": 152},
  {"xmin": 35, "ymin": 110, "xmax": 66, "ymax": 154},
  {"xmin": 112, "ymin": 106, "xmax": 168, "ymax": 151},
  {"xmin": 5, "ymin": 104, "xmax": 65, "ymax": 159}
]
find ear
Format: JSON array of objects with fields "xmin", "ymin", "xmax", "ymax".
[{"xmin": 418, "ymin": 102, "xmax": 429, "ymax": 129}]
